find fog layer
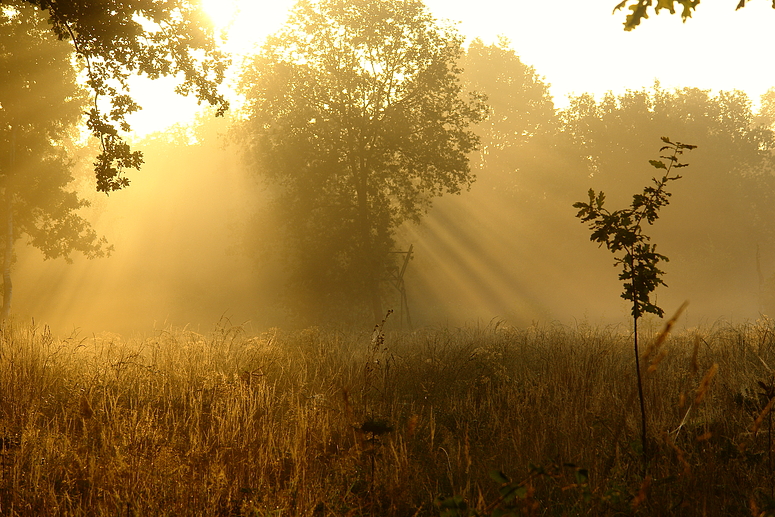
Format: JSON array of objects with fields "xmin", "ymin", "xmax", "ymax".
[{"xmin": 10, "ymin": 45, "xmax": 775, "ymax": 335}]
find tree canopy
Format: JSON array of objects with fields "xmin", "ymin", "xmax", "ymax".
[
  {"xmin": 237, "ymin": 0, "xmax": 485, "ymax": 324},
  {"xmin": 461, "ymin": 38, "xmax": 556, "ymax": 171},
  {"xmin": 3, "ymin": 0, "xmax": 229, "ymax": 192},
  {"xmin": 0, "ymin": 3, "xmax": 111, "ymax": 317},
  {"xmin": 557, "ymin": 84, "xmax": 775, "ymax": 313}
]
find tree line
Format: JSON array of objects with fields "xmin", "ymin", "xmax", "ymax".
[{"xmin": 2, "ymin": 0, "xmax": 775, "ymax": 325}]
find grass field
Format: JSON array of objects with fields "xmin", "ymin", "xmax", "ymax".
[{"xmin": 1, "ymin": 315, "xmax": 774, "ymax": 516}]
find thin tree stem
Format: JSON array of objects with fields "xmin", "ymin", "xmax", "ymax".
[{"xmin": 634, "ymin": 313, "xmax": 648, "ymax": 470}]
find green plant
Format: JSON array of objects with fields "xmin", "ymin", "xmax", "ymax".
[
  {"xmin": 434, "ymin": 463, "xmax": 592, "ymax": 517},
  {"xmin": 573, "ymin": 136, "xmax": 696, "ymax": 466}
]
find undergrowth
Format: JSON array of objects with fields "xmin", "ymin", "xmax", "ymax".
[{"xmin": 1, "ymin": 316, "xmax": 774, "ymax": 515}]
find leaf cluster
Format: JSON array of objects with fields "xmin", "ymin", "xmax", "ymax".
[
  {"xmin": 0, "ymin": 4, "xmax": 111, "ymax": 261},
  {"xmin": 573, "ymin": 137, "xmax": 695, "ymax": 318},
  {"xmin": 613, "ymin": 0, "xmax": 773, "ymax": 30},
  {"xmin": 7, "ymin": 0, "xmax": 230, "ymax": 192}
]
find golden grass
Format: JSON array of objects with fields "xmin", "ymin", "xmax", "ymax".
[{"xmin": 1, "ymin": 317, "xmax": 775, "ymax": 515}]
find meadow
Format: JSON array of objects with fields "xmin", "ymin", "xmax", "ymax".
[{"xmin": 0, "ymin": 315, "xmax": 774, "ymax": 516}]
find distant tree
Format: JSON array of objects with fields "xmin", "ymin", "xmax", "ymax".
[
  {"xmin": 0, "ymin": 4, "xmax": 111, "ymax": 319},
  {"xmin": 459, "ymin": 38, "xmax": 560, "ymax": 197},
  {"xmin": 3, "ymin": 0, "xmax": 229, "ymax": 192},
  {"xmin": 755, "ymin": 88, "xmax": 775, "ymax": 129},
  {"xmin": 405, "ymin": 40, "xmax": 593, "ymax": 325},
  {"xmin": 461, "ymin": 38, "xmax": 556, "ymax": 158},
  {"xmin": 613, "ymin": 0, "xmax": 771, "ymax": 30},
  {"xmin": 237, "ymin": 0, "xmax": 486, "ymax": 324},
  {"xmin": 560, "ymin": 84, "xmax": 775, "ymax": 307}
]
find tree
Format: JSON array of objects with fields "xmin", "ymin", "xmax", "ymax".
[
  {"xmin": 613, "ymin": 0, "xmax": 772, "ymax": 30},
  {"xmin": 574, "ymin": 137, "xmax": 696, "ymax": 465},
  {"xmin": 557, "ymin": 84, "xmax": 775, "ymax": 319},
  {"xmin": 0, "ymin": 3, "xmax": 110, "ymax": 318},
  {"xmin": 5, "ymin": 0, "xmax": 229, "ymax": 192},
  {"xmin": 237, "ymin": 0, "xmax": 486, "ymax": 324},
  {"xmin": 461, "ymin": 38, "xmax": 556, "ymax": 161}
]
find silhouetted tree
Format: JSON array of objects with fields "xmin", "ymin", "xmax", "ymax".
[
  {"xmin": 3, "ymin": 0, "xmax": 229, "ymax": 192},
  {"xmin": 237, "ymin": 0, "xmax": 485, "ymax": 324},
  {"xmin": 0, "ymin": 4, "xmax": 110, "ymax": 318},
  {"xmin": 575, "ymin": 137, "xmax": 696, "ymax": 465}
]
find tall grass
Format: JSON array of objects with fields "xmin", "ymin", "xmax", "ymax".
[{"xmin": 0, "ymin": 316, "xmax": 774, "ymax": 515}]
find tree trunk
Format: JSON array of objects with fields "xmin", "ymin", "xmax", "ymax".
[
  {"xmin": 1, "ymin": 199, "xmax": 12, "ymax": 321},
  {"xmin": 355, "ymin": 156, "xmax": 383, "ymax": 324},
  {"xmin": 2, "ymin": 127, "xmax": 14, "ymax": 322}
]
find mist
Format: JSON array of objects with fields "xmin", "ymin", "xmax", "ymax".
[
  {"xmin": 13, "ymin": 105, "xmax": 773, "ymax": 336},
  {"xmin": 10, "ymin": 119, "xmax": 278, "ymax": 335},
  {"xmin": 5, "ymin": 10, "xmax": 775, "ymax": 337}
]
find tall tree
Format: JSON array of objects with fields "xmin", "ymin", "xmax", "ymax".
[
  {"xmin": 238, "ymin": 0, "xmax": 486, "ymax": 324},
  {"xmin": 462, "ymin": 38, "xmax": 556, "ymax": 156},
  {"xmin": 0, "ymin": 3, "xmax": 110, "ymax": 318},
  {"xmin": 459, "ymin": 38, "xmax": 562, "ymax": 200},
  {"xmin": 3, "ymin": 0, "xmax": 229, "ymax": 192}
]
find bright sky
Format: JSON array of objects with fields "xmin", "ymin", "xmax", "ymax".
[{"xmin": 128, "ymin": 0, "xmax": 775, "ymax": 136}]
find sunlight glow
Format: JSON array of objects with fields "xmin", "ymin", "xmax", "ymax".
[
  {"xmin": 127, "ymin": 0, "xmax": 296, "ymax": 137},
  {"xmin": 200, "ymin": 0, "xmax": 239, "ymax": 31},
  {"xmin": 128, "ymin": 0, "xmax": 775, "ymax": 136},
  {"xmin": 200, "ymin": 0, "xmax": 295, "ymax": 55}
]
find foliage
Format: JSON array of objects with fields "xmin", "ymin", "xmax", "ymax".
[
  {"xmin": 460, "ymin": 37, "xmax": 556, "ymax": 163},
  {"xmin": 0, "ymin": 5, "xmax": 110, "ymax": 261},
  {"xmin": 237, "ymin": 0, "xmax": 486, "ymax": 323},
  {"xmin": 5, "ymin": 0, "xmax": 229, "ymax": 192},
  {"xmin": 756, "ymin": 87, "xmax": 775, "ymax": 129},
  {"xmin": 573, "ymin": 137, "xmax": 695, "ymax": 318},
  {"xmin": 574, "ymin": 138, "xmax": 694, "ymax": 468},
  {"xmin": 560, "ymin": 85, "xmax": 775, "ymax": 306},
  {"xmin": 612, "ymin": 0, "xmax": 771, "ymax": 30},
  {"xmin": 613, "ymin": 0, "xmax": 699, "ymax": 30},
  {"xmin": 457, "ymin": 38, "xmax": 564, "ymax": 199}
]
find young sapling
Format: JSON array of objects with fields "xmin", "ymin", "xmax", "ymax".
[{"xmin": 573, "ymin": 136, "xmax": 696, "ymax": 466}]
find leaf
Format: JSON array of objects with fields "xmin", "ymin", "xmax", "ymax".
[
  {"xmin": 575, "ymin": 468, "xmax": 589, "ymax": 485},
  {"xmin": 656, "ymin": 0, "xmax": 676, "ymax": 14},
  {"xmin": 513, "ymin": 485, "xmax": 528, "ymax": 499},
  {"xmin": 649, "ymin": 160, "xmax": 667, "ymax": 169},
  {"xmin": 613, "ymin": 0, "xmax": 628, "ymax": 13},
  {"xmin": 489, "ymin": 469, "xmax": 510, "ymax": 485}
]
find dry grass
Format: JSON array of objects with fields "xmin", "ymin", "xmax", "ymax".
[{"xmin": 1, "ymin": 316, "xmax": 775, "ymax": 516}]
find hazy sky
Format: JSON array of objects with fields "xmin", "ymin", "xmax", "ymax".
[{"xmin": 129, "ymin": 0, "xmax": 775, "ymax": 135}]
